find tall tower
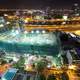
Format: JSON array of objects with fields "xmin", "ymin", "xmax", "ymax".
[
  {"xmin": 45, "ymin": 7, "xmax": 52, "ymax": 19},
  {"xmin": 72, "ymin": 3, "xmax": 80, "ymax": 16}
]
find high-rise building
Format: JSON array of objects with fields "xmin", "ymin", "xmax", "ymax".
[
  {"xmin": 71, "ymin": 3, "xmax": 80, "ymax": 16},
  {"xmin": 45, "ymin": 7, "xmax": 52, "ymax": 19}
]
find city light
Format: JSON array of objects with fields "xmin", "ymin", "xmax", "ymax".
[
  {"xmin": 15, "ymin": 30, "xmax": 19, "ymax": 35},
  {"xmin": 0, "ymin": 3, "xmax": 80, "ymax": 80},
  {"xmin": 75, "ymin": 30, "xmax": 80, "ymax": 35},
  {"xmin": 13, "ymin": 56, "xmax": 19, "ymax": 62},
  {"xmin": 24, "ymin": 31, "xmax": 28, "ymax": 34},
  {"xmin": 42, "ymin": 30, "xmax": 46, "ymax": 34},
  {"xmin": 31, "ymin": 30, "xmax": 34, "ymax": 33},
  {"xmin": 1, "ymin": 78, "xmax": 6, "ymax": 80},
  {"xmin": 36, "ymin": 30, "xmax": 40, "ymax": 33},
  {"xmin": 68, "ymin": 65, "xmax": 76, "ymax": 70},
  {"xmin": 0, "ymin": 24, "xmax": 4, "ymax": 27},
  {"xmin": 4, "ymin": 14, "xmax": 8, "ymax": 17},
  {"xmin": 24, "ymin": 18, "xmax": 29, "ymax": 23},
  {"xmin": 11, "ymin": 30, "xmax": 19, "ymax": 36},
  {"xmin": 6, "ymin": 22, "xmax": 10, "ymax": 25},
  {"xmin": 63, "ymin": 15, "xmax": 68, "ymax": 20}
]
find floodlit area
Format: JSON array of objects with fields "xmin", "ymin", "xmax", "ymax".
[
  {"xmin": 0, "ymin": 29, "xmax": 60, "ymax": 55},
  {"xmin": 0, "ymin": 6, "xmax": 80, "ymax": 80},
  {"xmin": 0, "ymin": 30, "xmax": 57, "ymax": 45}
]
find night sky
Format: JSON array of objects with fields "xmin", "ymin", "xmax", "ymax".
[{"xmin": 0, "ymin": 0, "xmax": 80, "ymax": 9}]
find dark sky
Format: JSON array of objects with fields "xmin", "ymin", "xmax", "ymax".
[{"xmin": 0, "ymin": 0, "xmax": 80, "ymax": 9}]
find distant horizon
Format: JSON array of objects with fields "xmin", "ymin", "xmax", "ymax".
[
  {"xmin": 0, "ymin": 0, "xmax": 80, "ymax": 9},
  {"xmin": 0, "ymin": 8, "xmax": 74, "ymax": 13},
  {"xmin": 0, "ymin": 6, "xmax": 79, "ymax": 10},
  {"xmin": 0, "ymin": 8, "xmax": 74, "ymax": 10}
]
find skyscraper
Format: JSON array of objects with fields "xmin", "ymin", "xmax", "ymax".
[{"xmin": 72, "ymin": 3, "xmax": 80, "ymax": 16}]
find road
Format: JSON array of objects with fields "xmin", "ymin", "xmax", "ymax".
[{"xmin": 24, "ymin": 24, "xmax": 80, "ymax": 35}]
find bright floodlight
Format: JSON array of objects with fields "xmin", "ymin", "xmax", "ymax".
[
  {"xmin": 15, "ymin": 30, "xmax": 19, "ymax": 35},
  {"xmin": 62, "ymin": 22, "xmax": 66, "ymax": 25},
  {"xmin": 24, "ymin": 19, "xmax": 28, "ymax": 23},
  {"xmin": 31, "ymin": 30, "xmax": 34, "ymax": 33},
  {"xmin": 11, "ymin": 29, "xmax": 14, "ymax": 32},
  {"xmin": 28, "ymin": 10, "xmax": 33, "ymax": 14},
  {"xmin": 1, "ymin": 78, "xmax": 6, "ymax": 80},
  {"xmin": 6, "ymin": 22, "xmax": 10, "ymax": 25},
  {"xmin": 69, "ymin": 33, "xmax": 76, "ymax": 37},
  {"xmin": 4, "ymin": 14, "xmax": 8, "ymax": 17},
  {"xmin": 47, "ymin": 64, "xmax": 51, "ymax": 68},
  {"xmin": 13, "ymin": 57, "xmax": 19, "ymax": 62},
  {"xmin": 74, "ymin": 3, "xmax": 78, "ymax": 6},
  {"xmin": 63, "ymin": 15, "xmax": 68, "ymax": 20},
  {"xmin": 35, "ymin": 16, "xmax": 40, "ymax": 20},
  {"xmin": 42, "ymin": 30, "xmax": 46, "ymax": 34},
  {"xmin": 24, "ymin": 31, "xmax": 28, "ymax": 34},
  {"xmin": 76, "ymin": 13, "xmax": 79, "ymax": 16},
  {"xmin": 11, "ymin": 30, "xmax": 19, "ymax": 36},
  {"xmin": 36, "ymin": 30, "xmax": 40, "ymax": 34},
  {"xmin": 75, "ymin": 30, "xmax": 80, "ymax": 35},
  {"xmin": 0, "ymin": 24, "xmax": 4, "ymax": 27},
  {"xmin": 68, "ymin": 65, "xmax": 76, "ymax": 70}
]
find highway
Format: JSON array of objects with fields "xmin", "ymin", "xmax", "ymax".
[{"xmin": 24, "ymin": 24, "xmax": 80, "ymax": 35}]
